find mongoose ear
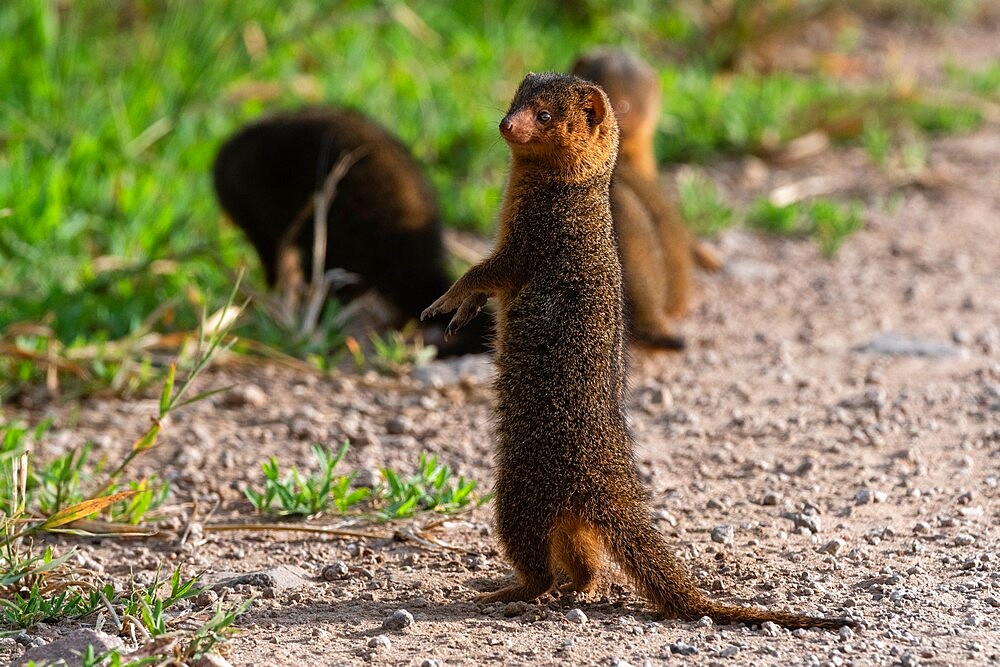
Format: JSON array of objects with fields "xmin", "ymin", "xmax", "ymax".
[{"xmin": 584, "ymin": 86, "xmax": 608, "ymax": 127}]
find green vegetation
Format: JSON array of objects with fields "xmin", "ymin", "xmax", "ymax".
[
  {"xmin": 747, "ymin": 197, "xmax": 865, "ymax": 257},
  {"xmin": 0, "ymin": 302, "xmax": 246, "ymax": 662},
  {"xmin": 2, "ymin": 1, "xmax": 996, "ymax": 388},
  {"xmin": 246, "ymin": 443, "xmax": 485, "ymax": 520}
]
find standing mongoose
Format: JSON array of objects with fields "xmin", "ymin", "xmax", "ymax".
[
  {"xmin": 423, "ymin": 72, "xmax": 852, "ymax": 629},
  {"xmin": 212, "ymin": 108, "xmax": 489, "ymax": 356},
  {"xmin": 572, "ymin": 48, "xmax": 722, "ymax": 350}
]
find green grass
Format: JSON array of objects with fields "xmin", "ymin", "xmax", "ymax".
[
  {"xmin": 245, "ymin": 443, "xmax": 486, "ymax": 520},
  {"xmin": 1, "ymin": 1, "xmax": 994, "ymax": 386},
  {"xmin": 747, "ymin": 197, "xmax": 865, "ymax": 257}
]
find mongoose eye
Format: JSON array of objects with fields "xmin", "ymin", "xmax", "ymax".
[{"xmin": 536, "ymin": 111, "xmax": 552, "ymax": 123}]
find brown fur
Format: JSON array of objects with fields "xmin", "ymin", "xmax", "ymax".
[
  {"xmin": 423, "ymin": 72, "xmax": 854, "ymax": 630},
  {"xmin": 571, "ymin": 49, "xmax": 722, "ymax": 349}
]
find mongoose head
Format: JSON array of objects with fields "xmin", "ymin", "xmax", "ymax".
[
  {"xmin": 500, "ymin": 72, "xmax": 619, "ymax": 182},
  {"xmin": 570, "ymin": 48, "xmax": 660, "ymax": 168}
]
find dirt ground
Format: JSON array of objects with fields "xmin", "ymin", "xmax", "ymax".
[{"xmin": 4, "ymin": 20, "xmax": 999, "ymax": 667}]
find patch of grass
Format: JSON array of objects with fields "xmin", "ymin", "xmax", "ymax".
[
  {"xmin": 747, "ymin": 197, "xmax": 865, "ymax": 256},
  {"xmin": 246, "ymin": 444, "xmax": 485, "ymax": 521},
  {"xmin": 379, "ymin": 453, "xmax": 481, "ymax": 520},
  {"xmin": 245, "ymin": 442, "xmax": 371, "ymax": 517},
  {"xmin": 675, "ymin": 168, "xmax": 736, "ymax": 236}
]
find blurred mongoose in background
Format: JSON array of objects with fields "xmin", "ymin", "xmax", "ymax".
[
  {"xmin": 572, "ymin": 48, "xmax": 722, "ymax": 350},
  {"xmin": 424, "ymin": 72, "xmax": 853, "ymax": 629},
  {"xmin": 212, "ymin": 108, "xmax": 489, "ymax": 356}
]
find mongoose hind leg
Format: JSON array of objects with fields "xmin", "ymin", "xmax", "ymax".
[{"xmin": 551, "ymin": 515, "xmax": 603, "ymax": 595}]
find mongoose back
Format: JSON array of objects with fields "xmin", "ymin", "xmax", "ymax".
[
  {"xmin": 423, "ymin": 72, "xmax": 853, "ymax": 629},
  {"xmin": 212, "ymin": 108, "xmax": 489, "ymax": 356},
  {"xmin": 572, "ymin": 48, "xmax": 722, "ymax": 349}
]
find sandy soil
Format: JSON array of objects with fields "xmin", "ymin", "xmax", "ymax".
[{"xmin": 3, "ymin": 20, "xmax": 999, "ymax": 667}]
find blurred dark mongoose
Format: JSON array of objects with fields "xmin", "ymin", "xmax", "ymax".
[
  {"xmin": 572, "ymin": 48, "xmax": 722, "ymax": 350},
  {"xmin": 424, "ymin": 72, "xmax": 853, "ymax": 629},
  {"xmin": 212, "ymin": 108, "xmax": 488, "ymax": 355}
]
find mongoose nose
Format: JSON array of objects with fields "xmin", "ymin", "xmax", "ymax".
[{"xmin": 499, "ymin": 117, "xmax": 514, "ymax": 135}]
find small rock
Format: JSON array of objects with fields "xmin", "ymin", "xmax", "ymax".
[
  {"xmin": 718, "ymin": 645, "xmax": 740, "ymax": 658},
  {"xmin": 696, "ymin": 615, "xmax": 713, "ymax": 627},
  {"xmin": 711, "ymin": 525, "xmax": 734, "ymax": 545},
  {"xmin": 954, "ymin": 534, "xmax": 976, "ymax": 547},
  {"xmin": 792, "ymin": 628, "xmax": 808, "ymax": 638},
  {"xmin": 13, "ymin": 629, "xmax": 124, "ymax": 667},
  {"xmin": 900, "ymin": 652, "xmax": 919, "ymax": 667},
  {"xmin": 322, "ymin": 561, "xmax": 350, "ymax": 581},
  {"xmin": 761, "ymin": 491, "xmax": 781, "ymax": 506},
  {"xmin": 193, "ymin": 588, "xmax": 219, "ymax": 608},
  {"xmin": 853, "ymin": 332, "xmax": 960, "ymax": 359},
  {"xmin": 565, "ymin": 608, "xmax": 588, "ymax": 625},
  {"xmin": 854, "ymin": 487, "xmax": 873, "ymax": 505},
  {"xmin": 412, "ymin": 354, "xmax": 494, "ymax": 388},
  {"xmin": 421, "ymin": 660, "xmax": 441, "ymax": 667},
  {"xmin": 913, "ymin": 521, "xmax": 931, "ymax": 534},
  {"xmin": 382, "ymin": 608, "xmax": 415, "ymax": 631},
  {"xmin": 385, "ymin": 417, "xmax": 410, "ymax": 435},
  {"xmin": 503, "ymin": 601, "xmax": 529, "ymax": 617},
  {"xmin": 760, "ymin": 621, "xmax": 781, "ymax": 637},
  {"xmin": 820, "ymin": 538, "xmax": 847, "ymax": 556},
  {"xmin": 839, "ymin": 625, "xmax": 855, "ymax": 641},
  {"xmin": 669, "ymin": 641, "xmax": 698, "ymax": 655},
  {"xmin": 210, "ymin": 565, "xmax": 309, "ymax": 591},
  {"xmin": 220, "ymin": 384, "xmax": 268, "ymax": 408},
  {"xmin": 368, "ymin": 635, "xmax": 391, "ymax": 650},
  {"xmin": 785, "ymin": 512, "xmax": 821, "ymax": 534},
  {"xmin": 190, "ymin": 654, "xmax": 234, "ymax": 667}
]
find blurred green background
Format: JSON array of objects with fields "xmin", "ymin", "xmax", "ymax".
[{"xmin": 1, "ymin": 0, "xmax": 997, "ymax": 395}]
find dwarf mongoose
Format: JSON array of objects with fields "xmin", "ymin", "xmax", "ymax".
[
  {"xmin": 212, "ymin": 108, "xmax": 489, "ymax": 356},
  {"xmin": 423, "ymin": 72, "xmax": 852, "ymax": 629},
  {"xmin": 572, "ymin": 48, "xmax": 722, "ymax": 350}
]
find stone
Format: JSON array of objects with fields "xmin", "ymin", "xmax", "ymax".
[
  {"xmin": 565, "ymin": 608, "xmax": 588, "ymax": 624},
  {"xmin": 382, "ymin": 608, "xmax": 415, "ymax": 631},
  {"xmin": 711, "ymin": 525, "xmax": 734, "ymax": 545},
  {"xmin": 209, "ymin": 565, "xmax": 310, "ymax": 591},
  {"xmin": 853, "ymin": 332, "xmax": 960, "ymax": 359},
  {"xmin": 13, "ymin": 629, "xmax": 124, "ymax": 667}
]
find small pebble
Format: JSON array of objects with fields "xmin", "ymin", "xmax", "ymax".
[
  {"xmin": 954, "ymin": 534, "xmax": 976, "ymax": 546},
  {"xmin": 820, "ymin": 538, "xmax": 846, "ymax": 556},
  {"xmin": 718, "ymin": 645, "xmax": 740, "ymax": 658},
  {"xmin": 761, "ymin": 491, "xmax": 781, "ymax": 506},
  {"xmin": 382, "ymin": 609, "xmax": 415, "ymax": 631},
  {"xmin": 711, "ymin": 525, "xmax": 734, "ymax": 545},
  {"xmin": 565, "ymin": 608, "xmax": 588, "ymax": 625},
  {"xmin": 854, "ymin": 487, "xmax": 873, "ymax": 505},
  {"xmin": 421, "ymin": 660, "xmax": 441, "ymax": 667},
  {"xmin": 669, "ymin": 641, "xmax": 698, "ymax": 655},
  {"xmin": 913, "ymin": 521, "xmax": 931, "ymax": 534},
  {"xmin": 696, "ymin": 615, "xmax": 713, "ymax": 627},
  {"xmin": 792, "ymin": 628, "xmax": 808, "ymax": 638},
  {"xmin": 900, "ymin": 652, "xmax": 919, "ymax": 667},
  {"xmin": 368, "ymin": 635, "xmax": 391, "ymax": 650},
  {"xmin": 322, "ymin": 561, "xmax": 350, "ymax": 581},
  {"xmin": 193, "ymin": 589, "xmax": 219, "ymax": 608},
  {"xmin": 760, "ymin": 621, "xmax": 781, "ymax": 637},
  {"xmin": 839, "ymin": 625, "xmax": 855, "ymax": 641},
  {"xmin": 503, "ymin": 601, "xmax": 529, "ymax": 617}
]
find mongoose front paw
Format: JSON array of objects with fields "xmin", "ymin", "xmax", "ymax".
[
  {"xmin": 421, "ymin": 291, "xmax": 463, "ymax": 321},
  {"xmin": 445, "ymin": 292, "xmax": 488, "ymax": 338}
]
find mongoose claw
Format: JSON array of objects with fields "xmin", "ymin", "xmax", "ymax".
[{"xmin": 444, "ymin": 292, "xmax": 488, "ymax": 338}]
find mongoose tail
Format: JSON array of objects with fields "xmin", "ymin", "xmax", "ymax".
[{"xmin": 602, "ymin": 506, "xmax": 857, "ymax": 629}]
